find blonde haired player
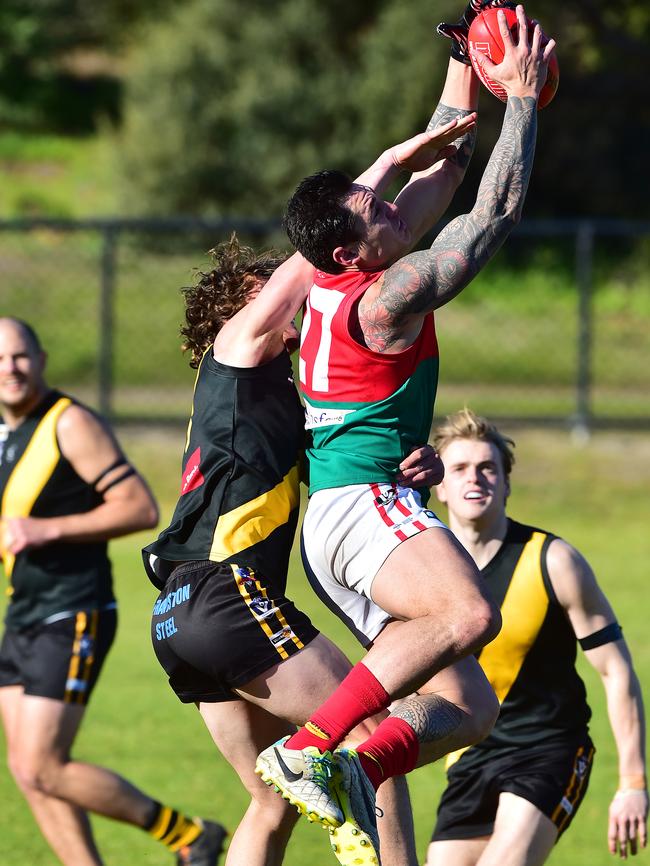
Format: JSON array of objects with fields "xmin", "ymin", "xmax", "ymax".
[{"xmin": 427, "ymin": 408, "xmax": 647, "ymax": 865}]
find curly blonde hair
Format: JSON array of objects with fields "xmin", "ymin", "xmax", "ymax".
[
  {"xmin": 433, "ymin": 408, "xmax": 516, "ymax": 478},
  {"xmin": 180, "ymin": 234, "xmax": 288, "ymax": 368}
]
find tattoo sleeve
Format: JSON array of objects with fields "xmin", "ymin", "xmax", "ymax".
[
  {"xmin": 391, "ymin": 694, "xmax": 464, "ymax": 744},
  {"xmin": 363, "ymin": 96, "xmax": 537, "ymax": 347},
  {"xmin": 427, "ymin": 101, "xmax": 477, "ymax": 171}
]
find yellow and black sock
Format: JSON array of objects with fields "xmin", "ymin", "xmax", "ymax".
[{"xmin": 145, "ymin": 802, "xmax": 203, "ymax": 853}]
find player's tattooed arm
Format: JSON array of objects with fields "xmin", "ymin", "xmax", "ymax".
[
  {"xmin": 426, "ymin": 102, "xmax": 477, "ymax": 171},
  {"xmin": 360, "ymin": 95, "xmax": 537, "ymax": 351},
  {"xmin": 391, "ymin": 694, "xmax": 464, "ymax": 744}
]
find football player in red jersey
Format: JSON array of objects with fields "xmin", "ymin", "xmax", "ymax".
[
  {"xmin": 143, "ymin": 114, "xmax": 467, "ymax": 866},
  {"xmin": 258, "ymin": 5, "xmax": 557, "ymax": 859}
]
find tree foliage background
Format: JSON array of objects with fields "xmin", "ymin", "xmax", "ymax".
[{"xmin": 1, "ymin": 0, "xmax": 648, "ymax": 218}]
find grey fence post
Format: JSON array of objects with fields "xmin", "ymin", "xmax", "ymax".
[
  {"xmin": 572, "ymin": 221, "xmax": 594, "ymax": 440},
  {"xmin": 98, "ymin": 227, "xmax": 118, "ymax": 419}
]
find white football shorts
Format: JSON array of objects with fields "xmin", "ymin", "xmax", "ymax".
[{"xmin": 301, "ymin": 482, "xmax": 448, "ymax": 647}]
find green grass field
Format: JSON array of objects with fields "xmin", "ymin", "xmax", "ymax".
[{"xmin": 1, "ymin": 426, "xmax": 648, "ymax": 865}]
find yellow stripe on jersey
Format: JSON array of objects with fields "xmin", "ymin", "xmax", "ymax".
[
  {"xmin": 446, "ymin": 531, "xmax": 548, "ymax": 770},
  {"xmin": 183, "ymin": 351, "xmax": 207, "ymax": 455},
  {"xmin": 209, "ymin": 464, "xmax": 300, "ymax": 561},
  {"xmin": 479, "ymin": 531, "xmax": 548, "ymax": 701},
  {"xmin": 1, "ymin": 397, "xmax": 72, "ymax": 583}
]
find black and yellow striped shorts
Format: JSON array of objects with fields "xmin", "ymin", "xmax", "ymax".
[
  {"xmin": 0, "ymin": 609, "xmax": 117, "ymax": 705},
  {"xmin": 151, "ymin": 560, "xmax": 319, "ymax": 703}
]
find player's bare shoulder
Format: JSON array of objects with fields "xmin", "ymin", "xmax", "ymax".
[
  {"xmin": 56, "ymin": 402, "xmax": 113, "ymax": 445},
  {"xmin": 546, "ymin": 536, "xmax": 600, "ymax": 607},
  {"xmin": 357, "ymin": 263, "xmax": 430, "ymax": 353},
  {"xmin": 56, "ymin": 402, "xmax": 121, "ymax": 473}
]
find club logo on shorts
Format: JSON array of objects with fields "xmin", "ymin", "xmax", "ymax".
[
  {"xmin": 560, "ymin": 796, "xmax": 574, "ymax": 815},
  {"xmin": 575, "ymin": 755, "xmax": 589, "ymax": 778},
  {"xmin": 269, "ymin": 626, "xmax": 295, "ymax": 648},
  {"xmin": 240, "ymin": 577, "xmax": 258, "ymax": 595},
  {"xmin": 374, "ymin": 489, "xmax": 397, "ymax": 507},
  {"xmin": 249, "ymin": 595, "xmax": 274, "ymax": 618},
  {"xmin": 78, "ymin": 635, "xmax": 95, "ymax": 659}
]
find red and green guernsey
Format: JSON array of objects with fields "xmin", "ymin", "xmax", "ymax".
[{"xmin": 299, "ymin": 268, "xmax": 439, "ymax": 494}]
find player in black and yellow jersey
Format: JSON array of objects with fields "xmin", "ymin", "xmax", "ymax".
[
  {"xmin": 425, "ymin": 408, "xmax": 647, "ymax": 866},
  {"xmin": 0, "ymin": 318, "xmax": 226, "ymax": 866},
  {"xmin": 142, "ymin": 232, "xmax": 446, "ymax": 866}
]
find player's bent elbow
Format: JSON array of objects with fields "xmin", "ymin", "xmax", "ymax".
[
  {"xmin": 504, "ymin": 204, "xmax": 524, "ymax": 227},
  {"xmin": 140, "ymin": 502, "xmax": 160, "ymax": 530},
  {"xmin": 123, "ymin": 502, "xmax": 159, "ymax": 533},
  {"xmin": 436, "ymin": 159, "xmax": 467, "ymax": 194}
]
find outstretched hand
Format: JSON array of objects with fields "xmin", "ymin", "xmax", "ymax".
[
  {"xmin": 388, "ymin": 115, "xmax": 477, "ymax": 174},
  {"xmin": 609, "ymin": 788, "xmax": 648, "ymax": 859},
  {"xmin": 470, "ymin": 4, "xmax": 556, "ymax": 101}
]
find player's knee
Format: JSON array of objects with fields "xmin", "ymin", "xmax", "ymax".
[
  {"xmin": 6, "ymin": 748, "xmax": 25, "ymax": 788},
  {"xmin": 453, "ymin": 596, "xmax": 501, "ymax": 655},
  {"xmin": 11, "ymin": 753, "xmax": 63, "ymax": 797},
  {"xmin": 10, "ymin": 754, "xmax": 42, "ymax": 794},
  {"xmin": 248, "ymin": 791, "xmax": 299, "ymax": 835}
]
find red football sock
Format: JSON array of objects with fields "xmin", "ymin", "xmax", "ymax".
[
  {"xmin": 286, "ymin": 662, "xmax": 390, "ymax": 752},
  {"xmin": 356, "ymin": 717, "xmax": 420, "ymax": 791}
]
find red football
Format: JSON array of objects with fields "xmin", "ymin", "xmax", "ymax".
[{"xmin": 468, "ymin": 7, "xmax": 559, "ymax": 109}]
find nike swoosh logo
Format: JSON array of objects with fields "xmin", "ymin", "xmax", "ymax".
[{"xmin": 274, "ymin": 747, "xmax": 303, "ymax": 783}]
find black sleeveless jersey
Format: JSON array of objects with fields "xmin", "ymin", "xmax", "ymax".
[
  {"xmin": 143, "ymin": 349, "xmax": 305, "ymax": 591},
  {"xmin": 448, "ymin": 519, "xmax": 591, "ymax": 772},
  {"xmin": 0, "ymin": 390, "xmax": 113, "ymax": 630}
]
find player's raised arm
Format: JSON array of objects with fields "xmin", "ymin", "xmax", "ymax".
[
  {"xmin": 226, "ymin": 251, "xmax": 314, "ymax": 338},
  {"xmin": 360, "ymin": 6, "xmax": 555, "ymax": 351},
  {"xmin": 354, "ymin": 114, "xmax": 476, "ymax": 199},
  {"xmin": 392, "ymin": 57, "xmax": 479, "ymax": 243}
]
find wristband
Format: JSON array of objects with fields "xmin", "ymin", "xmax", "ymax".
[{"xmin": 619, "ymin": 774, "xmax": 647, "ymax": 791}]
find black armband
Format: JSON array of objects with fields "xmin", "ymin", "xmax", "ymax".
[
  {"xmin": 91, "ymin": 458, "xmax": 128, "ymax": 488},
  {"xmin": 578, "ymin": 622, "xmax": 623, "ymax": 651},
  {"xmin": 98, "ymin": 466, "xmax": 136, "ymax": 494}
]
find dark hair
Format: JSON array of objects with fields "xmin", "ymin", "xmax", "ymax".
[
  {"xmin": 0, "ymin": 317, "xmax": 42, "ymax": 353},
  {"xmin": 180, "ymin": 234, "xmax": 287, "ymax": 368},
  {"xmin": 283, "ymin": 170, "xmax": 360, "ymax": 273}
]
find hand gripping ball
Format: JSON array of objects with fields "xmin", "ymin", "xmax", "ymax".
[{"xmin": 468, "ymin": 6, "xmax": 559, "ymax": 109}]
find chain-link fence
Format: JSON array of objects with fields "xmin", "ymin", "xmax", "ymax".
[{"xmin": 2, "ymin": 217, "xmax": 649, "ymax": 431}]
